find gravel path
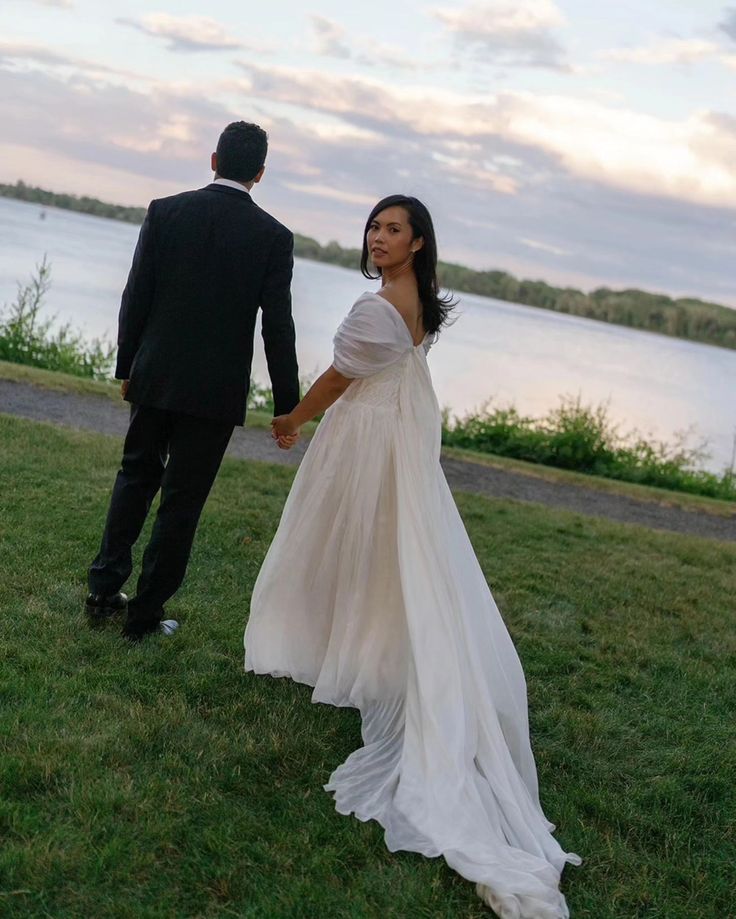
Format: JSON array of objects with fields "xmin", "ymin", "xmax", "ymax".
[{"xmin": 2, "ymin": 378, "xmax": 734, "ymax": 543}]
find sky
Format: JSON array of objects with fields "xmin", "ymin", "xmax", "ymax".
[{"xmin": 1, "ymin": 0, "xmax": 735, "ymax": 305}]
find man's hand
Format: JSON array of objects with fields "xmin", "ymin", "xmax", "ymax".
[
  {"xmin": 271, "ymin": 414, "xmax": 300, "ymax": 450},
  {"xmin": 120, "ymin": 380, "xmax": 130, "ymax": 399}
]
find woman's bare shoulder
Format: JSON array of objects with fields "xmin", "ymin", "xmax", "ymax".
[{"xmin": 374, "ymin": 287, "xmax": 420, "ymax": 313}]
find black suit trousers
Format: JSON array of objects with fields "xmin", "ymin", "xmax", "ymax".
[{"xmin": 88, "ymin": 404, "xmax": 233, "ymax": 633}]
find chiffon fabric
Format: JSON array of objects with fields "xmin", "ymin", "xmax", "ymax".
[{"xmin": 244, "ymin": 292, "xmax": 581, "ymax": 917}]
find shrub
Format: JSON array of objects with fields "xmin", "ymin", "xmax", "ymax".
[
  {"xmin": 0, "ymin": 257, "xmax": 114, "ymax": 379},
  {"xmin": 247, "ymin": 378, "xmax": 276, "ymax": 414},
  {"xmin": 247, "ymin": 374, "xmax": 317, "ymax": 416},
  {"xmin": 443, "ymin": 395, "xmax": 736, "ymax": 501}
]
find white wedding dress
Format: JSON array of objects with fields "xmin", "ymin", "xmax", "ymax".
[{"xmin": 244, "ymin": 292, "xmax": 581, "ymax": 918}]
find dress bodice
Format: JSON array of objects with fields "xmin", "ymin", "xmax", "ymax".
[
  {"xmin": 339, "ymin": 352, "xmax": 410, "ymax": 410},
  {"xmin": 333, "ymin": 292, "xmax": 433, "ymax": 412}
]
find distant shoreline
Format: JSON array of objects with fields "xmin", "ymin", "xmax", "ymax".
[{"xmin": 2, "ymin": 179, "xmax": 735, "ymax": 352}]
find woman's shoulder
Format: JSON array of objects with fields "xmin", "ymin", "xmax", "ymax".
[
  {"xmin": 350, "ymin": 291, "xmax": 410, "ymax": 331},
  {"xmin": 354, "ymin": 289, "xmax": 392, "ymax": 306},
  {"xmin": 355, "ymin": 288, "xmax": 417, "ymax": 319},
  {"xmin": 370, "ymin": 288, "xmax": 427, "ymax": 347},
  {"xmin": 371, "ymin": 287, "xmax": 419, "ymax": 313},
  {"xmin": 336, "ymin": 292, "xmax": 414, "ymax": 346},
  {"xmin": 349, "ymin": 290, "xmax": 402, "ymax": 321}
]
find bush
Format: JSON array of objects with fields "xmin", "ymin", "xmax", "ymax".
[
  {"xmin": 0, "ymin": 257, "xmax": 114, "ymax": 379},
  {"xmin": 443, "ymin": 395, "xmax": 736, "ymax": 501},
  {"xmin": 247, "ymin": 374, "xmax": 317, "ymax": 416},
  {"xmin": 247, "ymin": 378, "xmax": 276, "ymax": 414}
]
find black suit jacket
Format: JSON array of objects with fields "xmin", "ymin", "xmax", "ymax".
[{"xmin": 116, "ymin": 183, "xmax": 300, "ymax": 424}]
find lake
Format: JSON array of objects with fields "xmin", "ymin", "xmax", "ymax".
[{"xmin": 1, "ymin": 195, "xmax": 735, "ymax": 473}]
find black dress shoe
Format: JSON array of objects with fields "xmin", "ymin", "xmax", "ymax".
[
  {"xmin": 122, "ymin": 607, "xmax": 165, "ymax": 643},
  {"xmin": 122, "ymin": 618, "xmax": 179, "ymax": 643},
  {"xmin": 85, "ymin": 591, "xmax": 128, "ymax": 621}
]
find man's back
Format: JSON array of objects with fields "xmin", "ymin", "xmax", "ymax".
[{"xmin": 117, "ymin": 182, "xmax": 299, "ymax": 425}]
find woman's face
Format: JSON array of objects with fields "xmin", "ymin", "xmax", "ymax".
[{"xmin": 366, "ymin": 206, "xmax": 422, "ymax": 273}]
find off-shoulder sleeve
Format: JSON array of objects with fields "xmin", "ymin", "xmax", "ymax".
[{"xmin": 332, "ymin": 295, "xmax": 409, "ymax": 378}]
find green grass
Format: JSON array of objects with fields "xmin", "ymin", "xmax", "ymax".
[
  {"xmin": 0, "ymin": 414, "xmax": 734, "ymax": 918},
  {"xmin": 0, "ymin": 357, "xmax": 122, "ymax": 400}
]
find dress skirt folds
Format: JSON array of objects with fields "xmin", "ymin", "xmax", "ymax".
[{"xmin": 244, "ymin": 292, "xmax": 581, "ymax": 918}]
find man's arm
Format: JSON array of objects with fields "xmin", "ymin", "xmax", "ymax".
[
  {"xmin": 260, "ymin": 227, "xmax": 299, "ymax": 416},
  {"xmin": 115, "ymin": 201, "xmax": 157, "ymax": 380}
]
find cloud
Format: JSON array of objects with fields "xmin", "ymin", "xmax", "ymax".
[
  {"xmin": 0, "ymin": 40, "xmax": 150, "ymax": 82},
  {"xmin": 0, "ymin": 40, "xmax": 83, "ymax": 67},
  {"xmin": 719, "ymin": 6, "xmax": 736, "ymax": 41},
  {"xmin": 0, "ymin": 54, "xmax": 733, "ymax": 307},
  {"xmin": 693, "ymin": 111, "xmax": 736, "ymax": 171},
  {"xmin": 601, "ymin": 38, "xmax": 717, "ymax": 65},
  {"xmin": 264, "ymin": 112, "xmax": 736, "ymax": 305},
  {"xmin": 499, "ymin": 93, "xmax": 736, "ymax": 208},
  {"xmin": 31, "ymin": 0, "xmax": 73, "ymax": 7},
  {"xmin": 519, "ymin": 237, "xmax": 571, "ymax": 257},
  {"xmin": 600, "ymin": 38, "xmax": 723, "ymax": 66},
  {"xmin": 281, "ymin": 181, "xmax": 376, "ymax": 206},
  {"xmin": 311, "ymin": 15, "xmax": 351, "ymax": 59},
  {"xmin": 433, "ymin": 0, "xmax": 569, "ymax": 71},
  {"xmin": 0, "ymin": 65, "xmax": 232, "ymax": 192},
  {"xmin": 117, "ymin": 13, "xmax": 243, "ymax": 52},
  {"xmin": 308, "ymin": 15, "xmax": 422, "ymax": 71},
  {"xmin": 237, "ymin": 62, "xmax": 736, "ymax": 210}
]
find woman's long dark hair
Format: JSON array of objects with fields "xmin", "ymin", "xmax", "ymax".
[{"xmin": 360, "ymin": 195, "xmax": 456, "ymax": 335}]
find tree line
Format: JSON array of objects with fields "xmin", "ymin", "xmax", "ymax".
[
  {"xmin": 2, "ymin": 180, "xmax": 147, "ymax": 224},
  {"xmin": 3, "ymin": 179, "xmax": 735, "ymax": 351}
]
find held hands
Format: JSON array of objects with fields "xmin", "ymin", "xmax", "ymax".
[
  {"xmin": 269, "ymin": 366, "xmax": 348, "ymax": 451},
  {"xmin": 121, "ymin": 380, "xmax": 130, "ymax": 399},
  {"xmin": 271, "ymin": 414, "xmax": 301, "ymax": 450}
]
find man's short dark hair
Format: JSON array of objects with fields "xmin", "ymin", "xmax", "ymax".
[{"xmin": 216, "ymin": 121, "xmax": 268, "ymax": 183}]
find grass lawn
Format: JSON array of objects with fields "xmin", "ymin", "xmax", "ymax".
[
  {"xmin": 0, "ymin": 413, "xmax": 734, "ymax": 918},
  {"xmin": 0, "ymin": 359, "xmax": 122, "ymax": 400}
]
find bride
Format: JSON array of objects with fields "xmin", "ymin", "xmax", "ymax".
[{"xmin": 244, "ymin": 194, "xmax": 581, "ymax": 917}]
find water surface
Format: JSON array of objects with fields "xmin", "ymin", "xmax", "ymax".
[{"xmin": 1, "ymin": 196, "xmax": 734, "ymax": 473}]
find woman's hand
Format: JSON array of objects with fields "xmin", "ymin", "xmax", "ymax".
[
  {"xmin": 272, "ymin": 414, "xmax": 299, "ymax": 437},
  {"xmin": 276, "ymin": 434, "xmax": 299, "ymax": 450},
  {"xmin": 272, "ymin": 414, "xmax": 300, "ymax": 449}
]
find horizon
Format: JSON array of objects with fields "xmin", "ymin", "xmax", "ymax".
[
  {"xmin": 1, "ymin": 0, "xmax": 735, "ymax": 307},
  {"xmin": 4, "ymin": 180, "xmax": 735, "ymax": 312}
]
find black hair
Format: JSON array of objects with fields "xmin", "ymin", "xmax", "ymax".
[
  {"xmin": 215, "ymin": 121, "xmax": 268, "ymax": 183},
  {"xmin": 360, "ymin": 194, "xmax": 455, "ymax": 335}
]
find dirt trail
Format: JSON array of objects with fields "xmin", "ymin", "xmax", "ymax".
[{"xmin": 2, "ymin": 378, "xmax": 734, "ymax": 542}]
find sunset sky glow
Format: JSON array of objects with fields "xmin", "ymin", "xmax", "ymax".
[{"xmin": 1, "ymin": 0, "xmax": 735, "ymax": 304}]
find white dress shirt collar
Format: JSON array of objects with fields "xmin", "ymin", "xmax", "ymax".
[{"xmin": 212, "ymin": 177, "xmax": 251, "ymax": 194}]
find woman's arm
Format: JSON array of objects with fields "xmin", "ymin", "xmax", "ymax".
[{"xmin": 272, "ymin": 365, "xmax": 353, "ymax": 439}]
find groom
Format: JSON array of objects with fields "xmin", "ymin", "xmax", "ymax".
[{"xmin": 86, "ymin": 120, "xmax": 300, "ymax": 641}]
